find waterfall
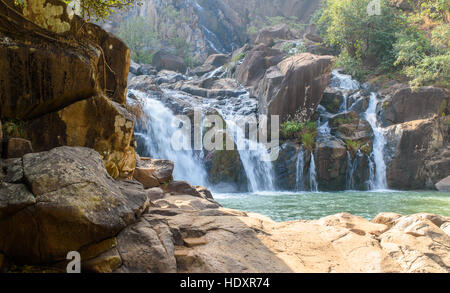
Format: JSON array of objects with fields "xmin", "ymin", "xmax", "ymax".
[
  {"xmin": 295, "ymin": 147, "xmax": 305, "ymax": 191},
  {"xmin": 219, "ymin": 114, "xmax": 275, "ymax": 192},
  {"xmin": 365, "ymin": 93, "xmax": 388, "ymax": 190},
  {"xmin": 309, "ymin": 152, "xmax": 318, "ymax": 192},
  {"xmin": 346, "ymin": 150, "xmax": 361, "ymax": 190},
  {"xmin": 132, "ymin": 90, "xmax": 208, "ymax": 186}
]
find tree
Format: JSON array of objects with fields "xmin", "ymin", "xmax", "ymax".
[
  {"xmin": 117, "ymin": 16, "xmax": 158, "ymax": 64},
  {"xmin": 64, "ymin": 0, "xmax": 140, "ymax": 21},
  {"xmin": 316, "ymin": 0, "xmax": 402, "ymax": 67}
]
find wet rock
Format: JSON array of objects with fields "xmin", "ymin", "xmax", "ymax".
[
  {"xmin": 321, "ymin": 88, "xmax": 344, "ymax": 114},
  {"xmin": 315, "ymin": 137, "xmax": 348, "ymax": 191},
  {"xmin": 192, "ymin": 54, "xmax": 230, "ymax": 76},
  {"xmin": 329, "ymin": 111, "xmax": 373, "ymax": 148},
  {"xmin": 274, "ymin": 142, "xmax": 303, "ymax": 190},
  {"xmin": 436, "ymin": 176, "xmax": 450, "ymax": 192},
  {"xmin": 0, "ymin": 183, "xmax": 35, "ymax": 220}
]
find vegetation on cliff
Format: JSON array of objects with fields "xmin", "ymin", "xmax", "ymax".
[{"xmin": 314, "ymin": 0, "xmax": 449, "ymax": 89}]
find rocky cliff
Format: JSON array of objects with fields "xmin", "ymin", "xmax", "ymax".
[{"xmin": 101, "ymin": 0, "xmax": 319, "ymax": 61}]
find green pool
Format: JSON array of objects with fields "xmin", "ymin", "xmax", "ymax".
[{"xmin": 214, "ymin": 190, "xmax": 450, "ymax": 222}]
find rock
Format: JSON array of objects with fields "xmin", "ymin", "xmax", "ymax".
[
  {"xmin": 0, "ymin": 0, "xmax": 130, "ymax": 120},
  {"xmin": 256, "ymin": 53, "xmax": 334, "ymax": 122},
  {"xmin": 2, "ymin": 138, "xmax": 33, "ymax": 159},
  {"xmin": 274, "ymin": 142, "xmax": 303, "ymax": 190},
  {"xmin": 236, "ymin": 44, "xmax": 283, "ymax": 89},
  {"xmin": 329, "ymin": 111, "xmax": 373, "ymax": 148},
  {"xmin": 137, "ymin": 64, "xmax": 158, "ymax": 76},
  {"xmin": 315, "ymin": 137, "xmax": 348, "ymax": 191},
  {"xmin": 152, "ymin": 50, "xmax": 187, "ymax": 73},
  {"xmin": 255, "ymin": 24, "xmax": 294, "ymax": 45},
  {"xmin": 192, "ymin": 54, "xmax": 230, "ymax": 76},
  {"xmin": 2, "ymin": 158, "xmax": 24, "ymax": 183},
  {"xmin": 385, "ymin": 117, "xmax": 449, "ymax": 189},
  {"xmin": 321, "ymin": 88, "xmax": 344, "ymax": 113},
  {"xmin": 372, "ymin": 212, "xmax": 403, "ymax": 227},
  {"xmin": 129, "ymin": 60, "xmax": 141, "ymax": 75},
  {"xmin": 0, "ymin": 183, "xmax": 36, "ymax": 220},
  {"xmin": 0, "ymin": 120, "xmax": 2, "ymax": 140},
  {"xmin": 436, "ymin": 176, "xmax": 450, "ymax": 192},
  {"xmin": 115, "ymin": 217, "xmax": 177, "ymax": 273},
  {"xmin": 0, "ymin": 147, "xmax": 148, "ymax": 264},
  {"xmin": 316, "ymin": 213, "xmax": 389, "ymax": 236},
  {"xmin": 195, "ymin": 186, "xmax": 214, "ymax": 200},
  {"xmin": 379, "ymin": 214, "xmax": 450, "ymax": 272},
  {"xmin": 137, "ymin": 158, "xmax": 174, "ymax": 184},
  {"xmin": 164, "ymin": 181, "xmax": 202, "ymax": 198},
  {"xmin": 133, "ymin": 168, "xmax": 160, "ymax": 189},
  {"xmin": 23, "ymin": 95, "xmax": 136, "ymax": 179},
  {"xmin": 380, "ymin": 85, "xmax": 449, "ymax": 127}
]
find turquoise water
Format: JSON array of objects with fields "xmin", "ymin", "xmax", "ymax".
[{"xmin": 214, "ymin": 190, "xmax": 450, "ymax": 222}]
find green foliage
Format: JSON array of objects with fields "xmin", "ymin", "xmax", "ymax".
[
  {"xmin": 2, "ymin": 120, "xmax": 25, "ymax": 138},
  {"xmin": 280, "ymin": 120, "xmax": 317, "ymax": 150},
  {"xmin": 419, "ymin": 0, "xmax": 450, "ymax": 21},
  {"xmin": 405, "ymin": 54, "xmax": 450, "ymax": 89},
  {"xmin": 301, "ymin": 132, "xmax": 316, "ymax": 151},
  {"xmin": 64, "ymin": 0, "xmax": 140, "ymax": 21},
  {"xmin": 281, "ymin": 121, "xmax": 303, "ymax": 138},
  {"xmin": 334, "ymin": 49, "xmax": 368, "ymax": 80},
  {"xmin": 118, "ymin": 16, "xmax": 157, "ymax": 64},
  {"xmin": 281, "ymin": 41, "xmax": 307, "ymax": 57},
  {"xmin": 232, "ymin": 53, "xmax": 245, "ymax": 63}
]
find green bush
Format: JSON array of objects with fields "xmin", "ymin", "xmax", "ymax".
[{"xmin": 281, "ymin": 121, "xmax": 303, "ymax": 138}]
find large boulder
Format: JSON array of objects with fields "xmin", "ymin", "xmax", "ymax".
[
  {"xmin": 329, "ymin": 111, "xmax": 373, "ymax": 153},
  {"xmin": 385, "ymin": 116, "xmax": 450, "ymax": 189},
  {"xmin": 256, "ymin": 53, "xmax": 334, "ymax": 122},
  {"xmin": 315, "ymin": 137, "xmax": 348, "ymax": 191},
  {"xmin": 436, "ymin": 176, "xmax": 450, "ymax": 192},
  {"xmin": 235, "ymin": 44, "xmax": 283, "ymax": 89},
  {"xmin": 0, "ymin": 147, "xmax": 148, "ymax": 264},
  {"xmin": 191, "ymin": 54, "xmax": 230, "ymax": 76},
  {"xmin": 134, "ymin": 158, "xmax": 174, "ymax": 188},
  {"xmin": 152, "ymin": 50, "xmax": 187, "ymax": 73},
  {"xmin": 0, "ymin": 0, "xmax": 130, "ymax": 120},
  {"xmin": 379, "ymin": 85, "xmax": 449, "ymax": 127},
  {"xmin": 23, "ymin": 95, "xmax": 136, "ymax": 179},
  {"xmin": 1, "ymin": 138, "xmax": 34, "ymax": 159}
]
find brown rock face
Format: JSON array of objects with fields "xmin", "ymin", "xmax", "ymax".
[
  {"xmin": 0, "ymin": 147, "xmax": 148, "ymax": 264},
  {"xmin": 0, "ymin": 0, "xmax": 130, "ymax": 120},
  {"xmin": 153, "ymin": 50, "xmax": 187, "ymax": 73},
  {"xmin": 380, "ymin": 86, "xmax": 449, "ymax": 127},
  {"xmin": 23, "ymin": 95, "xmax": 136, "ymax": 179},
  {"xmin": 256, "ymin": 53, "xmax": 334, "ymax": 122},
  {"xmin": 385, "ymin": 116, "xmax": 450, "ymax": 189},
  {"xmin": 1, "ymin": 138, "xmax": 34, "ymax": 159}
]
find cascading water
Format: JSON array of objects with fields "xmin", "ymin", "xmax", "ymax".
[
  {"xmin": 295, "ymin": 147, "xmax": 305, "ymax": 191},
  {"xmin": 309, "ymin": 153, "xmax": 319, "ymax": 192},
  {"xmin": 131, "ymin": 90, "xmax": 208, "ymax": 186},
  {"xmin": 365, "ymin": 93, "xmax": 388, "ymax": 190},
  {"xmin": 346, "ymin": 150, "xmax": 361, "ymax": 190}
]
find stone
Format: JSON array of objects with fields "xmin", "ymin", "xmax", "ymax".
[
  {"xmin": 0, "ymin": 147, "xmax": 148, "ymax": 264},
  {"xmin": 256, "ymin": 53, "xmax": 334, "ymax": 123},
  {"xmin": 315, "ymin": 137, "xmax": 349, "ymax": 191},
  {"xmin": 2, "ymin": 138, "xmax": 33, "ymax": 159},
  {"xmin": 385, "ymin": 117, "xmax": 449, "ymax": 189},
  {"xmin": 380, "ymin": 85, "xmax": 449, "ymax": 127},
  {"xmin": 23, "ymin": 95, "xmax": 136, "ymax": 179},
  {"xmin": 372, "ymin": 212, "xmax": 403, "ymax": 227},
  {"xmin": 152, "ymin": 50, "xmax": 187, "ymax": 73},
  {"xmin": 164, "ymin": 181, "xmax": 202, "ymax": 197},
  {"xmin": 329, "ymin": 111, "xmax": 374, "ymax": 146},
  {"xmin": 436, "ymin": 176, "xmax": 450, "ymax": 192},
  {"xmin": 133, "ymin": 168, "xmax": 161, "ymax": 189},
  {"xmin": 0, "ymin": 183, "xmax": 36, "ymax": 220},
  {"xmin": 192, "ymin": 54, "xmax": 230, "ymax": 76},
  {"xmin": 321, "ymin": 88, "xmax": 344, "ymax": 113},
  {"xmin": 137, "ymin": 158, "xmax": 174, "ymax": 184},
  {"xmin": 2, "ymin": 158, "xmax": 24, "ymax": 183},
  {"xmin": 82, "ymin": 248, "xmax": 122, "ymax": 273},
  {"xmin": 129, "ymin": 60, "xmax": 141, "ymax": 75},
  {"xmin": 0, "ymin": 0, "xmax": 130, "ymax": 120}
]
